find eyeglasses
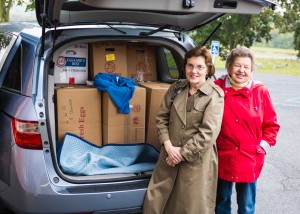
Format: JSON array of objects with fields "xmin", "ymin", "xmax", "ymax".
[{"xmin": 186, "ymin": 63, "xmax": 207, "ymax": 71}]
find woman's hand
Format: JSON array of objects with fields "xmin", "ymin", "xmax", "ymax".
[
  {"xmin": 166, "ymin": 156, "xmax": 176, "ymax": 167},
  {"xmin": 163, "ymin": 140, "xmax": 185, "ymax": 167}
]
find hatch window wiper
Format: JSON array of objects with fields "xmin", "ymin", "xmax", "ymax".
[
  {"xmin": 106, "ymin": 24, "xmax": 127, "ymax": 35},
  {"xmin": 139, "ymin": 25, "xmax": 182, "ymax": 36},
  {"xmin": 139, "ymin": 25, "xmax": 183, "ymax": 41}
]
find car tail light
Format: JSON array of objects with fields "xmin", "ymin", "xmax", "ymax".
[{"xmin": 12, "ymin": 118, "xmax": 43, "ymax": 150}]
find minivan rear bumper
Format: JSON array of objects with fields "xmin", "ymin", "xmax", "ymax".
[{"xmin": 1, "ymin": 145, "xmax": 146, "ymax": 214}]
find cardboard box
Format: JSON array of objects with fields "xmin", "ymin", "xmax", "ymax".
[
  {"xmin": 127, "ymin": 44, "xmax": 157, "ymax": 82},
  {"xmin": 138, "ymin": 82, "xmax": 171, "ymax": 150},
  {"xmin": 102, "ymin": 86, "xmax": 146, "ymax": 144},
  {"xmin": 103, "ymin": 126, "xmax": 145, "ymax": 145},
  {"xmin": 54, "ymin": 44, "xmax": 88, "ymax": 84},
  {"xmin": 90, "ymin": 42, "xmax": 127, "ymax": 78},
  {"xmin": 56, "ymin": 86, "xmax": 102, "ymax": 146}
]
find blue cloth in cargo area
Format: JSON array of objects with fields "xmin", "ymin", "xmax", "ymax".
[
  {"xmin": 93, "ymin": 72, "xmax": 137, "ymax": 114},
  {"xmin": 59, "ymin": 133, "xmax": 159, "ymax": 175}
]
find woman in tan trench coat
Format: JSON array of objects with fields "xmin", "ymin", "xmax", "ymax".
[{"xmin": 143, "ymin": 46, "xmax": 224, "ymax": 214}]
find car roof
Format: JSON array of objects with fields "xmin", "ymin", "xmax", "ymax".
[
  {"xmin": 0, "ymin": 22, "xmax": 39, "ymax": 34},
  {"xmin": 36, "ymin": 0, "xmax": 276, "ymax": 31}
]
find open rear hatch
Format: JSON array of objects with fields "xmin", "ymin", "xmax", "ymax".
[{"xmin": 36, "ymin": 0, "xmax": 276, "ymax": 31}]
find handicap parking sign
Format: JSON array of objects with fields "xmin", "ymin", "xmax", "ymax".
[{"xmin": 211, "ymin": 41, "xmax": 220, "ymax": 55}]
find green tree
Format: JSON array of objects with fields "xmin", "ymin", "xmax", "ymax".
[
  {"xmin": 0, "ymin": 0, "xmax": 13, "ymax": 22},
  {"xmin": 23, "ymin": 0, "xmax": 34, "ymax": 11},
  {"xmin": 0, "ymin": 0, "xmax": 34, "ymax": 23},
  {"xmin": 276, "ymin": 0, "xmax": 300, "ymax": 57},
  {"xmin": 276, "ymin": 0, "xmax": 300, "ymax": 32},
  {"xmin": 294, "ymin": 21, "xmax": 300, "ymax": 58},
  {"xmin": 254, "ymin": 29, "xmax": 294, "ymax": 49},
  {"xmin": 190, "ymin": 8, "xmax": 280, "ymax": 59}
]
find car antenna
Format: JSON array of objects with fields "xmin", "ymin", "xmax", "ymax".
[{"xmin": 200, "ymin": 14, "xmax": 228, "ymax": 47}]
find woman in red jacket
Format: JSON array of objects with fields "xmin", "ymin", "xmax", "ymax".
[{"xmin": 214, "ymin": 46, "xmax": 280, "ymax": 214}]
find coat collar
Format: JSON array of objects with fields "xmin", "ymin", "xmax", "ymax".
[
  {"xmin": 224, "ymin": 74, "xmax": 253, "ymax": 89},
  {"xmin": 199, "ymin": 78, "xmax": 215, "ymax": 95},
  {"xmin": 222, "ymin": 74, "xmax": 254, "ymax": 97},
  {"xmin": 173, "ymin": 79, "xmax": 214, "ymax": 125}
]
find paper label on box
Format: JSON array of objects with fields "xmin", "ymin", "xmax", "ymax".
[
  {"xmin": 54, "ymin": 44, "xmax": 88, "ymax": 84},
  {"xmin": 106, "ymin": 53, "xmax": 115, "ymax": 61},
  {"xmin": 56, "ymin": 55, "xmax": 87, "ymax": 68}
]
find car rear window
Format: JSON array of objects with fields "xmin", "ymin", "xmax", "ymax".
[
  {"xmin": 2, "ymin": 46, "xmax": 21, "ymax": 92},
  {"xmin": 0, "ymin": 32, "xmax": 17, "ymax": 72}
]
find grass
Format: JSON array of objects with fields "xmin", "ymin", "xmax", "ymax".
[
  {"xmin": 251, "ymin": 46, "xmax": 297, "ymax": 56},
  {"xmin": 214, "ymin": 47, "xmax": 300, "ymax": 75},
  {"xmin": 255, "ymin": 58, "xmax": 300, "ymax": 75}
]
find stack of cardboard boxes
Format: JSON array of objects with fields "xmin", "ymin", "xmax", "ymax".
[{"xmin": 55, "ymin": 41, "xmax": 170, "ymax": 150}]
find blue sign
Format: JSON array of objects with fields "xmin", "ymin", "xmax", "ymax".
[
  {"xmin": 65, "ymin": 57, "xmax": 87, "ymax": 67},
  {"xmin": 211, "ymin": 41, "xmax": 220, "ymax": 55}
]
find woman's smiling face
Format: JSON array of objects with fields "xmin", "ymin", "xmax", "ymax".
[
  {"xmin": 228, "ymin": 56, "xmax": 252, "ymax": 84},
  {"xmin": 185, "ymin": 56, "xmax": 208, "ymax": 87}
]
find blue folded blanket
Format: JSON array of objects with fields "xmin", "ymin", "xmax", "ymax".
[
  {"xmin": 59, "ymin": 133, "xmax": 159, "ymax": 175},
  {"xmin": 93, "ymin": 73, "xmax": 138, "ymax": 114}
]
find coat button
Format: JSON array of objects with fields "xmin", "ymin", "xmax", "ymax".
[
  {"xmin": 235, "ymin": 119, "xmax": 239, "ymax": 122},
  {"xmin": 181, "ymin": 125, "xmax": 185, "ymax": 129},
  {"xmin": 236, "ymin": 147, "xmax": 238, "ymax": 150}
]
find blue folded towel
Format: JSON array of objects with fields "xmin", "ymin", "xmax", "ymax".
[
  {"xmin": 59, "ymin": 133, "xmax": 159, "ymax": 175},
  {"xmin": 93, "ymin": 73, "xmax": 138, "ymax": 114}
]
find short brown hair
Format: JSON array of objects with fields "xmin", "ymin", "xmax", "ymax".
[
  {"xmin": 226, "ymin": 46, "xmax": 256, "ymax": 71},
  {"xmin": 184, "ymin": 46, "xmax": 215, "ymax": 78}
]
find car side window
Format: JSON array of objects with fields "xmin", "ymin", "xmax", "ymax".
[
  {"xmin": 163, "ymin": 48, "xmax": 179, "ymax": 79},
  {"xmin": 0, "ymin": 32, "xmax": 17, "ymax": 72},
  {"xmin": 2, "ymin": 46, "xmax": 21, "ymax": 92}
]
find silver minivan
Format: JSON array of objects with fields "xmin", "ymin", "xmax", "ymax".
[{"xmin": 0, "ymin": 0, "xmax": 275, "ymax": 213}]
